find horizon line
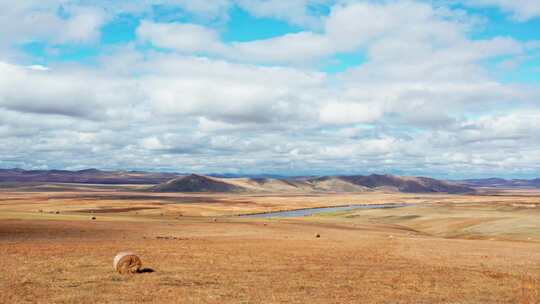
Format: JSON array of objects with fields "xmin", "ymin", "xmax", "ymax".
[{"xmin": 0, "ymin": 167, "xmax": 538, "ymax": 181}]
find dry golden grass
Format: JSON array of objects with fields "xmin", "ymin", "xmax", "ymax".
[
  {"xmin": 1, "ymin": 185, "xmax": 540, "ymax": 303},
  {"xmin": 2, "ymin": 185, "xmax": 537, "ymax": 218}
]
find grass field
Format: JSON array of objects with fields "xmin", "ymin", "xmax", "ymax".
[{"xmin": 1, "ymin": 185, "xmax": 539, "ymax": 303}]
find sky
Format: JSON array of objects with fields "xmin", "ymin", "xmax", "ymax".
[{"xmin": 0, "ymin": 0, "xmax": 539, "ymax": 179}]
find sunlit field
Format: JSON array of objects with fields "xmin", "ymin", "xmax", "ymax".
[{"xmin": 1, "ymin": 185, "xmax": 539, "ymax": 303}]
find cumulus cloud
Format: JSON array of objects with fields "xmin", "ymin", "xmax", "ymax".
[
  {"xmin": 157, "ymin": 0, "xmax": 330, "ymax": 27},
  {"xmin": 136, "ymin": 1, "xmax": 529, "ymax": 65},
  {"xmin": 137, "ymin": 54, "xmax": 324, "ymax": 123},
  {"xmin": 58, "ymin": 7, "xmax": 107, "ymax": 44},
  {"xmin": 465, "ymin": 0, "xmax": 540, "ymax": 21},
  {"xmin": 137, "ymin": 21, "xmax": 225, "ymax": 53},
  {"xmin": 0, "ymin": 0, "xmax": 539, "ymax": 178},
  {"xmin": 0, "ymin": 2, "xmax": 107, "ymax": 48},
  {"xmin": 235, "ymin": 0, "xmax": 331, "ymax": 28},
  {"xmin": 0, "ymin": 62, "xmax": 100, "ymax": 118},
  {"xmin": 63, "ymin": 0, "xmax": 329, "ymax": 26},
  {"xmin": 320, "ymin": 102, "xmax": 383, "ymax": 124}
]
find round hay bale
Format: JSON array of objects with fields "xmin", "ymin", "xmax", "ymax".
[{"xmin": 113, "ymin": 252, "xmax": 142, "ymax": 274}]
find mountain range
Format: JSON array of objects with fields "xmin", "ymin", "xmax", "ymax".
[
  {"xmin": 458, "ymin": 178, "xmax": 540, "ymax": 188},
  {"xmin": 149, "ymin": 173, "xmax": 474, "ymax": 194},
  {"xmin": 0, "ymin": 168, "xmax": 177, "ymax": 184},
  {"xmin": 2, "ymin": 168, "xmax": 539, "ymax": 193}
]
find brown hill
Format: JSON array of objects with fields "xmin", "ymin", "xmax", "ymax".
[
  {"xmin": 306, "ymin": 176, "xmax": 371, "ymax": 193},
  {"xmin": 0, "ymin": 169, "xmax": 475, "ymax": 194},
  {"xmin": 459, "ymin": 178, "xmax": 540, "ymax": 189},
  {"xmin": 150, "ymin": 174, "xmax": 473, "ymax": 194},
  {"xmin": 339, "ymin": 174, "xmax": 473, "ymax": 194},
  {"xmin": 0, "ymin": 168, "xmax": 178, "ymax": 184},
  {"xmin": 150, "ymin": 174, "xmax": 244, "ymax": 193}
]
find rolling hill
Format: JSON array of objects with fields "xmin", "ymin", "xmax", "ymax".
[
  {"xmin": 150, "ymin": 174, "xmax": 474, "ymax": 194},
  {"xmin": 150, "ymin": 174, "xmax": 244, "ymax": 193},
  {"xmin": 338, "ymin": 175, "xmax": 474, "ymax": 194},
  {"xmin": 0, "ymin": 169, "xmax": 479, "ymax": 193},
  {"xmin": 0, "ymin": 168, "xmax": 178, "ymax": 184},
  {"xmin": 459, "ymin": 178, "xmax": 540, "ymax": 188}
]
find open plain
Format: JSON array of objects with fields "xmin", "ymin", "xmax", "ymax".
[{"xmin": 1, "ymin": 184, "xmax": 540, "ymax": 303}]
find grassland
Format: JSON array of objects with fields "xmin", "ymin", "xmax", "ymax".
[{"xmin": 1, "ymin": 184, "xmax": 539, "ymax": 303}]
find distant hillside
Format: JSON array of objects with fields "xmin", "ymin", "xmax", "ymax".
[
  {"xmin": 0, "ymin": 169, "xmax": 178, "ymax": 184},
  {"xmin": 150, "ymin": 174, "xmax": 244, "ymax": 193},
  {"xmin": 0, "ymin": 169, "xmax": 478, "ymax": 193},
  {"xmin": 338, "ymin": 175, "xmax": 474, "ymax": 194},
  {"xmin": 306, "ymin": 176, "xmax": 370, "ymax": 192},
  {"xmin": 459, "ymin": 178, "xmax": 540, "ymax": 188},
  {"xmin": 151, "ymin": 174, "xmax": 474, "ymax": 194}
]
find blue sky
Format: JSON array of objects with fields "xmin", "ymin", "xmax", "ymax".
[
  {"xmin": 16, "ymin": 2, "xmax": 540, "ymax": 77},
  {"xmin": 0, "ymin": 0, "xmax": 540, "ymax": 178}
]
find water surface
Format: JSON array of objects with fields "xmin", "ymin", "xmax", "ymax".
[{"xmin": 241, "ymin": 203, "xmax": 410, "ymax": 218}]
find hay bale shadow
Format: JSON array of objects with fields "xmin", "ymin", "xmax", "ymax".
[{"xmin": 138, "ymin": 268, "xmax": 155, "ymax": 274}]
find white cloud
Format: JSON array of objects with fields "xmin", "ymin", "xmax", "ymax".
[
  {"xmin": 228, "ymin": 32, "xmax": 330, "ymax": 64},
  {"xmin": 139, "ymin": 0, "xmax": 331, "ymax": 27},
  {"xmin": 59, "ymin": 7, "xmax": 107, "ymax": 44},
  {"xmin": 136, "ymin": 1, "xmax": 527, "ymax": 65},
  {"xmin": 458, "ymin": 112, "xmax": 540, "ymax": 144},
  {"xmin": 141, "ymin": 54, "xmax": 324, "ymax": 123},
  {"xmin": 0, "ymin": 2, "xmax": 107, "ymax": 47},
  {"xmin": 465, "ymin": 0, "xmax": 540, "ymax": 21},
  {"xmin": 0, "ymin": 62, "xmax": 99, "ymax": 118},
  {"xmin": 76, "ymin": 0, "xmax": 328, "ymax": 26},
  {"xmin": 140, "ymin": 137, "xmax": 167, "ymax": 150},
  {"xmin": 137, "ymin": 21, "xmax": 225, "ymax": 53},
  {"xmin": 320, "ymin": 102, "xmax": 382, "ymax": 124},
  {"xmin": 0, "ymin": 0, "xmax": 539, "ymax": 177},
  {"xmin": 165, "ymin": 0, "xmax": 231, "ymax": 19},
  {"xmin": 0, "ymin": 61, "xmax": 138, "ymax": 119},
  {"xmin": 235, "ymin": 0, "xmax": 331, "ymax": 28}
]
